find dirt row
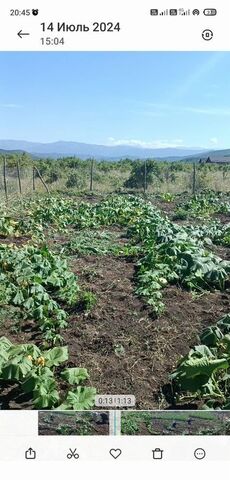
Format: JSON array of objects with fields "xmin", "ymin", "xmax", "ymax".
[{"xmin": 0, "ymin": 199, "xmax": 229, "ymax": 410}]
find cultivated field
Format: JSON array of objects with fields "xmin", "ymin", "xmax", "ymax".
[{"xmin": 0, "ymin": 157, "xmax": 229, "ymax": 410}]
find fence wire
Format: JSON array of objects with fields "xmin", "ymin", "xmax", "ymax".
[{"xmin": 0, "ymin": 159, "xmax": 230, "ymax": 203}]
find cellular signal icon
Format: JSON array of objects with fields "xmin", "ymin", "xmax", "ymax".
[
  {"xmin": 159, "ymin": 9, "xmax": 169, "ymax": 16},
  {"xmin": 179, "ymin": 8, "xmax": 190, "ymax": 15}
]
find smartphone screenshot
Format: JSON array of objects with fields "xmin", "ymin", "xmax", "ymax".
[{"xmin": 0, "ymin": 0, "xmax": 230, "ymax": 478}]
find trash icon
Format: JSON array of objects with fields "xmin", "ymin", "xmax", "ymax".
[{"xmin": 152, "ymin": 448, "xmax": 163, "ymax": 460}]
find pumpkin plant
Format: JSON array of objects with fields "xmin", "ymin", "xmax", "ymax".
[{"xmin": 0, "ymin": 336, "xmax": 96, "ymax": 409}]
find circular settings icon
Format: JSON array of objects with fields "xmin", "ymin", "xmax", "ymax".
[
  {"xmin": 202, "ymin": 29, "xmax": 214, "ymax": 41},
  {"xmin": 192, "ymin": 9, "xmax": 200, "ymax": 15},
  {"xmin": 32, "ymin": 9, "xmax": 39, "ymax": 16}
]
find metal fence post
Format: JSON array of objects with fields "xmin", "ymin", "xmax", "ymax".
[
  {"xmin": 144, "ymin": 159, "xmax": 147, "ymax": 193},
  {"xmin": 192, "ymin": 162, "xmax": 196, "ymax": 195},
  {"xmin": 17, "ymin": 160, "xmax": 22, "ymax": 194},
  {"xmin": 3, "ymin": 157, "xmax": 8, "ymax": 202},
  {"xmin": 90, "ymin": 158, "xmax": 94, "ymax": 191}
]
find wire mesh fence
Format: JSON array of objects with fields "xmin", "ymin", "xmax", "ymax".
[
  {"xmin": 0, "ymin": 157, "xmax": 230, "ymax": 204},
  {"xmin": 0, "ymin": 163, "xmax": 32, "ymax": 203}
]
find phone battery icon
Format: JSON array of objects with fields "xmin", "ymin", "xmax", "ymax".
[{"xmin": 203, "ymin": 8, "xmax": 217, "ymax": 16}]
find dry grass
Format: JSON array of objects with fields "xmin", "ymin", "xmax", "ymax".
[{"xmin": 0, "ymin": 164, "xmax": 229, "ymax": 202}]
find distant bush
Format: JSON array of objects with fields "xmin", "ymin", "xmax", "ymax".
[
  {"xmin": 124, "ymin": 160, "xmax": 162, "ymax": 189},
  {"xmin": 66, "ymin": 173, "xmax": 85, "ymax": 189},
  {"xmin": 46, "ymin": 171, "xmax": 59, "ymax": 184}
]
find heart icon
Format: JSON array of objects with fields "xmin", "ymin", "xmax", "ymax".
[{"xmin": 109, "ymin": 448, "xmax": 122, "ymax": 459}]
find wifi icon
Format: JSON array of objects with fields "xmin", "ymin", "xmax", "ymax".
[{"xmin": 192, "ymin": 9, "xmax": 200, "ymax": 15}]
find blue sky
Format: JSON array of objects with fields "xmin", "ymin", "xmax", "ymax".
[{"xmin": 0, "ymin": 51, "xmax": 230, "ymax": 149}]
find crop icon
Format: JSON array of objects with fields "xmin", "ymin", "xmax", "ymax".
[
  {"xmin": 32, "ymin": 9, "xmax": 39, "ymax": 16},
  {"xmin": 67, "ymin": 448, "xmax": 79, "ymax": 460}
]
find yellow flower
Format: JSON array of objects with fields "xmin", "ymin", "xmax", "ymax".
[{"xmin": 37, "ymin": 356, "xmax": 45, "ymax": 366}]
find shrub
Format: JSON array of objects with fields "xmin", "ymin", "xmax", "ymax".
[{"xmin": 66, "ymin": 173, "xmax": 80, "ymax": 188}]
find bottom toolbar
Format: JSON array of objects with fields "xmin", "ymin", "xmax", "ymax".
[
  {"xmin": 0, "ymin": 411, "xmax": 230, "ymax": 461},
  {"xmin": 0, "ymin": 436, "xmax": 230, "ymax": 461}
]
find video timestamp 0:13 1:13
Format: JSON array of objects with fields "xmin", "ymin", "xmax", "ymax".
[{"xmin": 95, "ymin": 395, "xmax": 136, "ymax": 407}]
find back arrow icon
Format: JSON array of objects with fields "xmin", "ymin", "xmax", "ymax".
[{"xmin": 17, "ymin": 30, "xmax": 30, "ymax": 38}]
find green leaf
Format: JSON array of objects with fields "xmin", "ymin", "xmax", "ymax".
[
  {"xmin": 170, "ymin": 339, "xmax": 229, "ymax": 400},
  {"xmin": 22, "ymin": 367, "xmax": 53, "ymax": 393},
  {"xmin": 171, "ymin": 355, "xmax": 228, "ymax": 382},
  {"xmin": 56, "ymin": 386, "xmax": 96, "ymax": 410},
  {"xmin": 61, "ymin": 367, "xmax": 89, "ymax": 385},
  {"xmin": 33, "ymin": 377, "xmax": 60, "ymax": 408},
  {"xmin": 21, "ymin": 372, "xmax": 38, "ymax": 393},
  {"xmin": 217, "ymin": 314, "xmax": 230, "ymax": 334},
  {"xmin": 2, "ymin": 358, "xmax": 33, "ymax": 381},
  {"xmin": 0, "ymin": 337, "xmax": 13, "ymax": 351},
  {"xmin": 43, "ymin": 346, "xmax": 68, "ymax": 367},
  {"xmin": 21, "ymin": 344, "xmax": 41, "ymax": 358},
  {"xmin": 24, "ymin": 297, "xmax": 35, "ymax": 310},
  {"xmin": 13, "ymin": 290, "xmax": 24, "ymax": 305},
  {"xmin": 200, "ymin": 326, "xmax": 223, "ymax": 347},
  {"xmin": 33, "ymin": 305, "xmax": 44, "ymax": 320},
  {"xmin": 0, "ymin": 337, "xmax": 13, "ymax": 368}
]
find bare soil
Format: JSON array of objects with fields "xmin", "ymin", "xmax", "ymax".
[
  {"xmin": 61, "ymin": 254, "xmax": 230, "ymax": 410},
  {"xmin": 0, "ymin": 207, "xmax": 229, "ymax": 410}
]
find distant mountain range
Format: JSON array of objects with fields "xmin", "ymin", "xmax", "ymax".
[
  {"xmin": 1, "ymin": 140, "xmax": 230, "ymax": 162},
  {"xmin": 0, "ymin": 139, "xmax": 209, "ymax": 160},
  {"xmin": 182, "ymin": 149, "xmax": 230, "ymax": 162},
  {"xmin": 0, "ymin": 148, "xmax": 25, "ymax": 155}
]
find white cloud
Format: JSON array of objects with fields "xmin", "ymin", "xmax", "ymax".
[
  {"xmin": 144, "ymin": 103, "xmax": 230, "ymax": 117},
  {"xmin": 210, "ymin": 137, "xmax": 218, "ymax": 145},
  {"xmin": 107, "ymin": 137, "xmax": 185, "ymax": 148},
  {"xmin": 184, "ymin": 106, "xmax": 230, "ymax": 116},
  {"xmin": 0, "ymin": 103, "xmax": 22, "ymax": 108}
]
